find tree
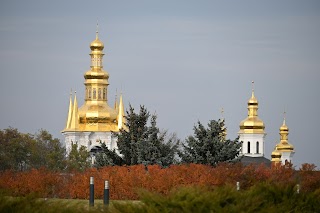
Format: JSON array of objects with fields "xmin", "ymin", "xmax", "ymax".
[
  {"xmin": 96, "ymin": 105, "xmax": 179, "ymax": 167},
  {"xmin": 95, "ymin": 142, "xmax": 124, "ymax": 167},
  {"xmin": 30, "ymin": 129, "xmax": 66, "ymax": 171},
  {"xmin": 0, "ymin": 127, "xmax": 34, "ymax": 171},
  {"xmin": 179, "ymin": 119, "xmax": 241, "ymax": 166},
  {"xmin": 135, "ymin": 115, "xmax": 179, "ymax": 167},
  {"xmin": 66, "ymin": 143, "xmax": 90, "ymax": 171},
  {"xmin": 0, "ymin": 128, "xmax": 66, "ymax": 171}
]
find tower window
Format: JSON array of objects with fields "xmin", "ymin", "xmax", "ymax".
[
  {"xmin": 103, "ymin": 88, "xmax": 106, "ymax": 100},
  {"xmin": 247, "ymin": 141, "xmax": 250, "ymax": 154},
  {"xmin": 93, "ymin": 88, "xmax": 96, "ymax": 99},
  {"xmin": 98, "ymin": 88, "xmax": 101, "ymax": 100},
  {"xmin": 88, "ymin": 88, "xmax": 91, "ymax": 99},
  {"xmin": 256, "ymin": 141, "xmax": 259, "ymax": 154}
]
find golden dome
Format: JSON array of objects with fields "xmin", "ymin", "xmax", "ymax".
[
  {"xmin": 271, "ymin": 149, "xmax": 281, "ymax": 159},
  {"xmin": 277, "ymin": 143, "xmax": 294, "ymax": 151},
  {"xmin": 78, "ymin": 104, "xmax": 118, "ymax": 123},
  {"xmin": 271, "ymin": 147, "xmax": 282, "ymax": 165},
  {"xmin": 248, "ymin": 94, "xmax": 258, "ymax": 105},
  {"xmin": 276, "ymin": 117, "xmax": 294, "ymax": 152},
  {"xmin": 280, "ymin": 122, "xmax": 289, "ymax": 132},
  {"xmin": 84, "ymin": 69, "xmax": 109, "ymax": 79},
  {"xmin": 90, "ymin": 31, "xmax": 104, "ymax": 51},
  {"xmin": 239, "ymin": 90, "xmax": 265, "ymax": 134}
]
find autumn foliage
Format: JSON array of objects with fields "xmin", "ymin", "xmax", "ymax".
[{"xmin": 0, "ymin": 163, "xmax": 319, "ymax": 200}]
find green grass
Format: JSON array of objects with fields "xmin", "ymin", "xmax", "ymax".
[
  {"xmin": 0, "ymin": 195, "xmax": 142, "ymax": 213},
  {"xmin": 1, "ymin": 184, "xmax": 319, "ymax": 213}
]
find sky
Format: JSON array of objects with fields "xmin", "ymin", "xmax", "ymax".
[{"xmin": 0, "ymin": 0, "xmax": 319, "ymax": 168}]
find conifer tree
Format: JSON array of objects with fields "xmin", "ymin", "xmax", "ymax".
[
  {"xmin": 95, "ymin": 105, "xmax": 179, "ymax": 167},
  {"xmin": 95, "ymin": 142, "xmax": 124, "ymax": 167},
  {"xmin": 179, "ymin": 119, "xmax": 241, "ymax": 166}
]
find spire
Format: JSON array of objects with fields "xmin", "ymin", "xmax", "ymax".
[
  {"xmin": 279, "ymin": 112, "xmax": 289, "ymax": 143},
  {"xmin": 70, "ymin": 91, "xmax": 79, "ymax": 130},
  {"xmin": 248, "ymin": 81, "xmax": 258, "ymax": 117},
  {"xmin": 90, "ymin": 23, "xmax": 104, "ymax": 52},
  {"xmin": 251, "ymin": 80, "xmax": 255, "ymax": 98},
  {"xmin": 96, "ymin": 21, "xmax": 99, "ymax": 39},
  {"xmin": 65, "ymin": 90, "xmax": 73, "ymax": 129},
  {"xmin": 219, "ymin": 107, "xmax": 227, "ymax": 141},
  {"xmin": 221, "ymin": 107, "xmax": 224, "ymax": 121},
  {"xmin": 117, "ymin": 93, "xmax": 126, "ymax": 130},
  {"xmin": 114, "ymin": 89, "xmax": 119, "ymax": 111}
]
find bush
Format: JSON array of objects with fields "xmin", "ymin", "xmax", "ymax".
[{"xmin": 0, "ymin": 163, "xmax": 319, "ymax": 200}]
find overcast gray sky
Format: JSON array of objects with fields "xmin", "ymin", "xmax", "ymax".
[{"xmin": 0, "ymin": 0, "xmax": 319, "ymax": 167}]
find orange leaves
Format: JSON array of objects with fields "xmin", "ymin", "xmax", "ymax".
[{"xmin": 0, "ymin": 163, "xmax": 319, "ymax": 200}]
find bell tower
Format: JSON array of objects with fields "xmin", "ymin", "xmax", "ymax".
[
  {"xmin": 238, "ymin": 82, "xmax": 266, "ymax": 157},
  {"xmin": 62, "ymin": 26, "xmax": 126, "ymax": 155}
]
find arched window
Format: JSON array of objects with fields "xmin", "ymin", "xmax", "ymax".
[
  {"xmin": 93, "ymin": 88, "xmax": 96, "ymax": 99},
  {"xmin": 88, "ymin": 88, "xmax": 91, "ymax": 99},
  {"xmin": 98, "ymin": 88, "xmax": 101, "ymax": 99},
  {"xmin": 256, "ymin": 141, "xmax": 259, "ymax": 154},
  {"xmin": 247, "ymin": 141, "xmax": 250, "ymax": 154}
]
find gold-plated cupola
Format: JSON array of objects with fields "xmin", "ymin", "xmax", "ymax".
[
  {"xmin": 239, "ymin": 82, "xmax": 265, "ymax": 134},
  {"xmin": 271, "ymin": 113, "xmax": 294, "ymax": 164},
  {"xmin": 276, "ymin": 116, "xmax": 294, "ymax": 152}
]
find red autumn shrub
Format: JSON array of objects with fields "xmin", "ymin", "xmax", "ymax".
[
  {"xmin": 299, "ymin": 163, "xmax": 320, "ymax": 192},
  {"xmin": 0, "ymin": 163, "xmax": 319, "ymax": 200}
]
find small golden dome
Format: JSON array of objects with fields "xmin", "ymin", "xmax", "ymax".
[
  {"xmin": 271, "ymin": 149, "xmax": 281, "ymax": 158},
  {"xmin": 280, "ymin": 123, "xmax": 289, "ymax": 132},
  {"xmin": 90, "ymin": 31, "xmax": 104, "ymax": 51},
  {"xmin": 277, "ymin": 117, "xmax": 294, "ymax": 152},
  {"xmin": 239, "ymin": 90, "xmax": 265, "ymax": 134},
  {"xmin": 90, "ymin": 38, "xmax": 104, "ymax": 50},
  {"xmin": 248, "ymin": 92, "xmax": 258, "ymax": 105}
]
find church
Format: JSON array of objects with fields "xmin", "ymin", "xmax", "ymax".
[
  {"xmin": 62, "ymin": 30, "xmax": 295, "ymax": 167},
  {"xmin": 238, "ymin": 84, "xmax": 295, "ymax": 166},
  {"xmin": 61, "ymin": 29, "xmax": 125, "ymax": 156}
]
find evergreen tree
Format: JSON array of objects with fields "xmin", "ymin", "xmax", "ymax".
[
  {"xmin": 96, "ymin": 105, "xmax": 179, "ymax": 167},
  {"xmin": 179, "ymin": 119, "xmax": 241, "ymax": 166},
  {"xmin": 136, "ymin": 115, "xmax": 179, "ymax": 167},
  {"xmin": 117, "ymin": 105, "xmax": 150, "ymax": 165},
  {"xmin": 95, "ymin": 142, "xmax": 124, "ymax": 167}
]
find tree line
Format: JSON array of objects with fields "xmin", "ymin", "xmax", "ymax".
[
  {"xmin": 0, "ymin": 128, "xmax": 90, "ymax": 172},
  {"xmin": 0, "ymin": 105, "xmax": 241, "ymax": 172}
]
